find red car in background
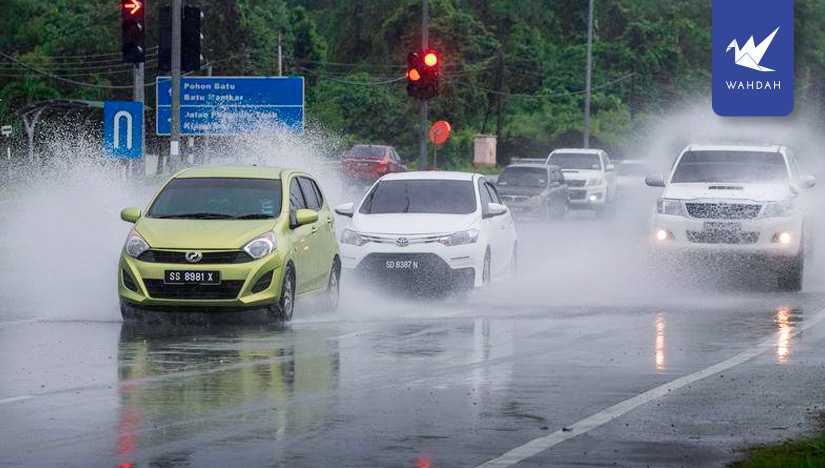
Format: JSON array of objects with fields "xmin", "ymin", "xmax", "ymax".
[{"xmin": 341, "ymin": 145, "xmax": 407, "ymax": 183}]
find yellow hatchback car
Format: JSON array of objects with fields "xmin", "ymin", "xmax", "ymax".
[{"xmin": 118, "ymin": 166, "xmax": 340, "ymax": 322}]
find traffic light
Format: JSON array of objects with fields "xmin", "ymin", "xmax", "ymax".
[
  {"xmin": 121, "ymin": 0, "xmax": 145, "ymax": 63},
  {"xmin": 159, "ymin": 5, "xmax": 204, "ymax": 73},
  {"xmin": 406, "ymin": 49, "xmax": 440, "ymax": 99}
]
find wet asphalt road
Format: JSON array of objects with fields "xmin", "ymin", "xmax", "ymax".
[{"xmin": 3, "ymin": 180, "xmax": 825, "ymax": 467}]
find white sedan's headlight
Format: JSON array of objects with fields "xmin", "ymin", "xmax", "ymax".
[
  {"xmin": 244, "ymin": 231, "xmax": 277, "ymax": 259},
  {"xmin": 587, "ymin": 177, "xmax": 605, "ymax": 186},
  {"xmin": 125, "ymin": 229, "xmax": 150, "ymax": 258},
  {"xmin": 761, "ymin": 200, "xmax": 793, "ymax": 218},
  {"xmin": 656, "ymin": 198, "xmax": 685, "ymax": 216},
  {"xmin": 341, "ymin": 228, "xmax": 366, "ymax": 246},
  {"xmin": 439, "ymin": 229, "xmax": 480, "ymax": 247}
]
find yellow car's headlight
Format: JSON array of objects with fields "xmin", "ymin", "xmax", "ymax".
[
  {"xmin": 125, "ymin": 229, "xmax": 150, "ymax": 258},
  {"xmin": 244, "ymin": 231, "xmax": 277, "ymax": 259}
]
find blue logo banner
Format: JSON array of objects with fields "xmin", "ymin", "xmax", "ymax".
[{"xmin": 712, "ymin": 0, "xmax": 794, "ymax": 116}]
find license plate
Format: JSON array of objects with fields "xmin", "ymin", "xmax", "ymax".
[
  {"xmin": 385, "ymin": 260, "xmax": 419, "ymax": 270},
  {"xmin": 164, "ymin": 270, "xmax": 221, "ymax": 285},
  {"xmin": 704, "ymin": 221, "xmax": 741, "ymax": 232}
]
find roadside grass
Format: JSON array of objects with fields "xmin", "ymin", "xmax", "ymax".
[{"xmin": 733, "ymin": 416, "xmax": 825, "ymax": 467}]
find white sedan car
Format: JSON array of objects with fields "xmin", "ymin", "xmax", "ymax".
[
  {"xmin": 335, "ymin": 171, "xmax": 518, "ymax": 290},
  {"xmin": 646, "ymin": 144, "xmax": 816, "ymax": 291}
]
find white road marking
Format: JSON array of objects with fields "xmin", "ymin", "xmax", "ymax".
[
  {"xmin": 0, "ymin": 318, "xmax": 43, "ymax": 329},
  {"xmin": 476, "ymin": 305, "xmax": 825, "ymax": 468},
  {"xmin": 0, "ymin": 395, "xmax": 33, "ymax": 405}
]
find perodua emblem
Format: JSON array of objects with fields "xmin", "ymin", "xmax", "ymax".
[
  {"xmin": 396, "ymin": 237, "xmax": 409, "ymax": 247},
  {"xmin": 185, "ymin": 251, "xmax": 203, "ymax": 263}
]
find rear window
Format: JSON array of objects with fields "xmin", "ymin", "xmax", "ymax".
[
  {"xmin": 548, "ymin": 153, "xmax": 602, "ymax": 170},
  {"xmin": 359, "ymin": 180, "xmax": 476, "ymax": 215},
  {"xmin": 346, "ymin": 146, "xmax": 387, "ymax": 159},
  {"xmin": 148, "ymin": 178, "xmax": 282, "ymax": 219},
  {"xmin": 671, "ymin": 151, "xmax": 788, "ymax": 184}
]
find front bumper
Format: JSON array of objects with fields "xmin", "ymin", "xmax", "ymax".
[
  {"xmin": 118, "ymin": 250, "xmax": 285, "ymax": 309},
  {"xmin": 650, "ymin": 214, "xmax": 803, "ymax": 257},
  {"xmin": 504, "ymin": 200, "xmax": 546, "ymax": 220},
  {"xmin": 568, "ymin": 186, "xmax": 607, "ymax": 208},
  {"xmin": 340, "ymin": 242, "xmax": 482, "ymax": 288}
]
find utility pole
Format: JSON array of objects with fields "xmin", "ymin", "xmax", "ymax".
[
  {"xmin": 277, "ymin": 32, "xmax": 283, "ymax": 76},
  {"xmin": 133, "ymin": 62, "xmax": 144, "ymax": 177},
  {"xmin": 170, "ymin": 0, "xmax": 182, "ymax": 167},
  {"xmin": 418, "ymin": 0, "xmax": 429, "ymax": 170},
  {"xmin": 583, "ymin": 0, "xmax": 594, "ymax": 148}
]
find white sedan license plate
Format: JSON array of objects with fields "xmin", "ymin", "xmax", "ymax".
[
  {"xmin": 164, "ymin": 270, "xmax": 221, "ymax": 285},
  {"xmin": 385, "ymin": 260, "xmax": 419, "ymax": 270}
]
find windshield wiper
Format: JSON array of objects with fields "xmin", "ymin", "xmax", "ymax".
[
  {"xmin": 156, "ymin": 212, "xmax": 234, "ymax": 219},
  {"xmin": 234, "ymin": 213, "xmax": 275, "ymax": 220}
]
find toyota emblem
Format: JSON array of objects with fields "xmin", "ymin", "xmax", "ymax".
[
  {"xmin": 185, "ymin": 251, "xmax": 203, "ymax": 263},
  {"xmin": 396, "ymin": 237, "xmax": 409, "ymax": 247}
]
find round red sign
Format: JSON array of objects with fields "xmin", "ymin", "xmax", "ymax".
[{"xmin": 428, "ymin": 120, "xmax": 452, "ymax": 145}]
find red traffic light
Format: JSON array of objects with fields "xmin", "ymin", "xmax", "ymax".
[
  {"xmin": 423, "ymin": 52, "xmax": 438, "ymax": 67},
  {"xmin": 123, "ymin": 0, "xmax": 143, "ymax": 15}
]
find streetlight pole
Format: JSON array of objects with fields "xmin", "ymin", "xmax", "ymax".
[
  {"xmin": 418, "ymin": 0, "xmax": 429, "ymax": 170},
  {"xmin": 583, "ymin": 0, "xmax": 594, "ymax": 149},
  {"xmin": 170, "ymin": 0, "xmax": 182, "ymax": 167}
]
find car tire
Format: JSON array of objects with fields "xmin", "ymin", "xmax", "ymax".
[
  {"xmin": 482, "ymin": 249, "xmax": 492, "ymax": 286},
  {"xmin": 326, "ymin": 258, "xmax": 341, "ymax": 312},
  {"xmin": 547, "ymin": 201, "xmax": 567, "ymax": 221},
  {"xmin": 271, "ymin": 264, "xmax": 296, "ymax": 322},
  {"xmin": 777, "ymin": 254, "xmax": 803, "ymax": 292}
]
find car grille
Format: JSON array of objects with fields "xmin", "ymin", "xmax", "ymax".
[
  {"xmin": 568, "ymin": 190, "xmax": 587, "ymax": 200},
  {"xmin": 684, "ymin": 202, "xmax": 761, "ymax": 219},
  {"xmin": 143, "ymin": 280, "xmax": 245, "ymax": 300},
  {"xmin": 566, "ymin": 180, "xmax": 587, "ymax": 187},
  {"xmin": 686, "ymin": 231, "xmax": 759, "ymax": 245},
  {"xmin": 138, "ymin": 250, "xmax": 254, "ymax": 264}
]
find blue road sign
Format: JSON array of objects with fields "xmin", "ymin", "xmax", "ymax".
[
  {"xmin": 156, "ymin": 76, "xmax": 305, "ymax": 135},
  {"xmin": 104, "ymin": 101, "xmax": 144, "ymax": 159}
]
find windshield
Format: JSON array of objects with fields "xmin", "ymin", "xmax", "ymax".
[
  {"xmin": 548, "ymin": 153, "xmax": 602, "ymax": 170},
  {"xmin": 671, "ymin": 151, "xmax": 788, "ymax": 184},
  {"xmin": 497, "ymin": 167, "xmax": 548, "ymax": 188},
  {"xmin": 359, "ymin": 180, "xmax": 476, "ymax": 214},
  {"xmin": 148, "ymin": 178, "xmax": 282, "ymax": 219},
  {"xmin": 346, "ymin": 145, "xmax": 387, "ymax": 159}
]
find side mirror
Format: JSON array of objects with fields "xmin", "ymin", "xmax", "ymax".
[
  {"xmin": 801, "ymin": 175, "xmax": 817, "ymax": 189},
  {"xmin": 295, "ymin": 208, "xmax": 319, "ymax": 226},
  {"xmin": 334, "ymin": 202, "xmax": 355, "ymax": 217},
  {"xmin": 645, "ymin": 175, "xmax": 665, "ymax": 187},
  {"xmin": 484, "ymin": 202, "xmax": 508, "ymax": 219},
  {"xmin": 121, "ymin": 207, "xmax": 142, "ymax": 223}
]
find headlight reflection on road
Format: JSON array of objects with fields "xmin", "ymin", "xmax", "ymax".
[
  {"xmin": 775, "ymin": 307, "xmax": 793, "ymax": 364},
  {"xmin": 655, "ymin": 313, "xmax": 666, "ymax": 373}
]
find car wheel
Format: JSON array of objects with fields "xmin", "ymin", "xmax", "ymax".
[
  {"xmin": 547, "ymin": 201, "xmax": 566, "ymax": 221},
  {"xmin": 326, "ymin": 259, "xmax": 341, "ymax": 312},
  {"xmin": 777, "ymin": 254, "xmax": 804, "ymax": 292},
  {"xmin": 482, "ymin": 249, "xmax": 492, "ymax": 286},
  {"xmin": 271, "ymin": 264, "xmax": 296, "ymax": 322}
]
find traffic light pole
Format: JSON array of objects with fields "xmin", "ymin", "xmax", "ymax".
[
  {"xmin": 583, "ymin": 0, "xmax": 594, "ymax": 149},
  {"xmin": 170, "ymin": 0, "xmax": 182, "ymax": 166},
  {"xmin": 133, "ymin": 62, "xmax": 144, "ymax": 177},
  {"xmin": 418, "ymin": 0, "xmax": 429, "ymax": 170}
]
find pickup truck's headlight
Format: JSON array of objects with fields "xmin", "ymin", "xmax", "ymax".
[
  {"xmin": 341, "ymin": 228, "xmax": 366, "ymax": 246},
  {"xmin": 761, "ymin": 200, "xmax": 793, "ymax": 218},
  {"xmin": 656, "ymin": 198, "xmax": 685, "ymax": 216},
  {"xmin": 244, "ymin": 232, "xmax": 277, "ymax": 259},
  {"xmin": 439, "ymin": 229, "xmax": 480, "ymax": 246},
  {"xmin": 125, "ymin": 229, "xmax": 150, "ymax": 258}
]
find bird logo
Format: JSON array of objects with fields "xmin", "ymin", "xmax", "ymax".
[{"xmin": 726, "ymin": 27, "xmax": 779, "ymax": 72}]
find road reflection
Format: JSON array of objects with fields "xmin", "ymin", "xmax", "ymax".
[
  {"xmin": 655, "ymin": 312, "xmax": 666, "ymax": 373},
  {"xmin": 775, "ymin": 306, "xmax": 795, "ymax": 364},
  {"xmin": 114, "ymin": 324, "xmax": 340, "ymax": 466}
]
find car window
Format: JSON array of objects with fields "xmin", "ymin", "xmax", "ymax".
[
  {"xmin": 289, "ymin": 179, "xmax": 307, "ymax": 211},
  {"xmin": 485, "ymin": 182, "xmax": 502, "ymax": 204},
  {"xmin": 147, "ymin": 178, "xmax": 282, "ymax": 219},
  {"xmin": 391, "ymin": 149, "xmax": 400, "ymax": 162},
  {"xmin": 671, "ymin": 151, "xmax": 788, "ymax": 184},
  {"xmin": 479, "ymin": 180, "xmax": 493, "ymax": 214},
  {"xmin": 297, "ymin": 177, "xmax": 321, "ymax": 210},
  {"xmin": 310, "ymin": 178, "xmax": 324, "ymax": 208},
  {"xmin": 548, "ymin": 153, "xmax": 602, "ymax": 170},
  {"xmin": 359, "ymin": 179, "xmax": 477, "ymax": 214}
]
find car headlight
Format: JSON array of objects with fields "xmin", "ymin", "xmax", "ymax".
[
  {"xmin": 124, "ymin": 229, "xmax": 150, "ymax": 258},
  {"xmin": 244, "ymin": 231, "xmax": 277, "ymax": 259},
  {"xmin": 761, "ymin": 200, "xmax": 793, "ymax": 218},
  {"xmin": 587, "ymin": 177, "xmax": 604, "ymax": 187},
  {"xmin": 439, "ymin": 229, "xmax": 480, "ymax": 247},
  {"xmin": 341, "ymin": 228, "xmax": 366, "ymax": 246},
  {"xmin": 656, "ymin": 198, "xmax": 685, "ymax": 216}
]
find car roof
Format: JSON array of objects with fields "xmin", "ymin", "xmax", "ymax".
[
  {"xmin": 381, "ymin": 171, "xmax": 476, "ymax": 181},
  {"xmin": 351, "ymin": 144, "xmax": 390, "ymax": 149},
  {"xmin": 504, "ymin": 163, "xmax": 551, "ymax": 170},
  {"xmin": 549, "ymin": 148, "xmax": 605, "ymax": 155},
  {"xmin": 684, "ymin": 144, "xmax": 783, "ymax": 153},
  {"xmin": 173, "ymin": 166, "xmax": 286, "ymax": 180}
]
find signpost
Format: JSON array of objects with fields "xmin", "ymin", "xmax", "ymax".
[
  {"xmin": 156, "ymin": 76, "xmax": 305, "ymax": 135},
  {"xmin": 104, "ymin": 101, "xmax": 144, "ymax": 160},
  {"xmin": 1, "ymin": 125, "xmax": 11, "ymax": 181}
]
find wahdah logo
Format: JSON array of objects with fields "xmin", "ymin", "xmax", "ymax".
[{"xmin": 712, "ymin": 0, "xmax": 794, "ymax": 116}]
